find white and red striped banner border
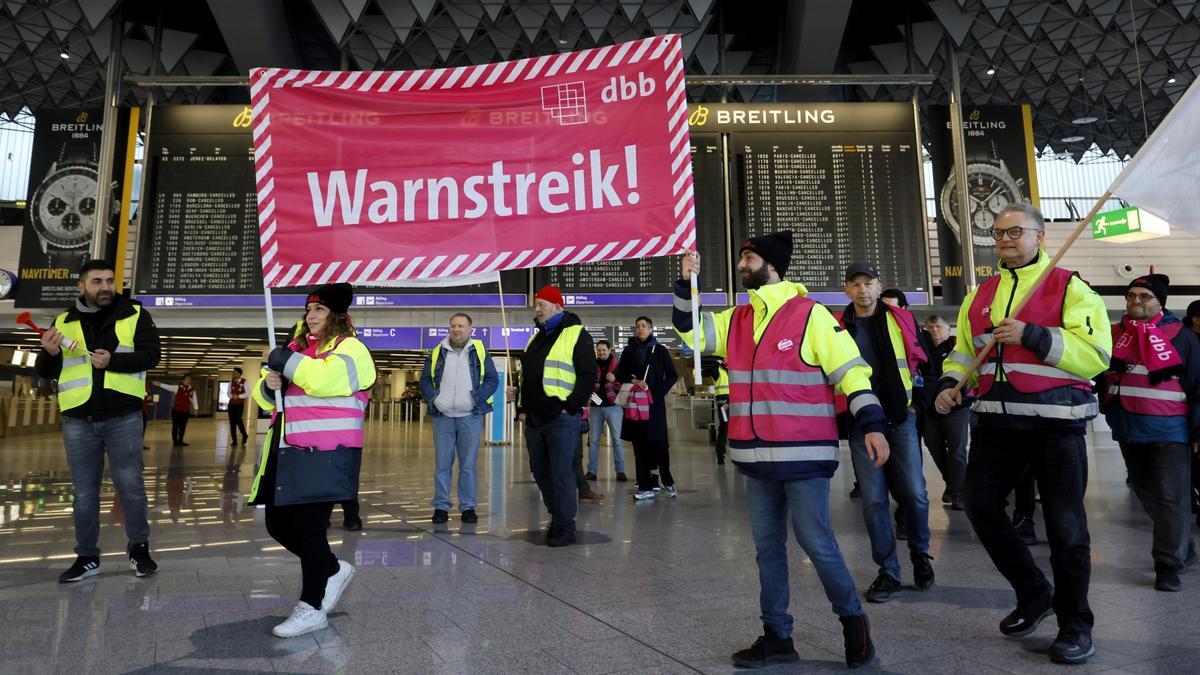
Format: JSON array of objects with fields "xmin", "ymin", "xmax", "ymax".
[{"xmin": 248, "ymin": 35, "xmax": 697, "ymax": 289}]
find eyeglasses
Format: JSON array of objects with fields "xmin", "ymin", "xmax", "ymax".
[
  {"xmin": 1125, "ymin": 292, "xmax": 1158, "ymax": 303},
  {"xmin": 990, "ymin": 226, "xmax": 1033, "ymax": 240}
]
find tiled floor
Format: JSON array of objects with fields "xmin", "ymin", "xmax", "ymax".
[{"xmin": 0, "ymin": 414, "xmax": 1197, "ymax": 674}]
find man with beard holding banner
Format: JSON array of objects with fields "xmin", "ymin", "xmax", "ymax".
[
  {"xmin": 935, "ymin": 203, "xmax": 1111, "ymax": 665},
  {"xmin": 673, "ymin": 233, "xmax": 883, "ymax": 669},
  {"xmin": 1098, "ymin": 274, "xmax": 1200, "ymax": 591}
]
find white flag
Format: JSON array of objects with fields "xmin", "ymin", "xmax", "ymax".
[{"xmin": 1108, "ymin": 78, "xmax": 1200, "ymax": 236}]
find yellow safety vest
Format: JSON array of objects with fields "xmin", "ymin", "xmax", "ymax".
[
  {"xmin": 543, "ymin": 324, "xmax": 584, "ymax": 400},
  {"xmin": 53, "ymin": 307, "xmax": 147, "ymax": 411},
  {"xmin": 714, "ymin": 367, "xmax": 730, "ymax": 397},
  {"xmin": 430, "ymin": 339, "xmax": 493, "ymax": 405}
]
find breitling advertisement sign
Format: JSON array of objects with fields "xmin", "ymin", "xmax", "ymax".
[
  {"xmin": 928, "ymin": 104, "xmax": 1040, "ymax": 303},
  {"xmin": 15, "ymin": 108, "xmax": 132, "ymax": 308}
]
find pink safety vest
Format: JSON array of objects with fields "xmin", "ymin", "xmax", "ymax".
[
  {"xmin": 726, "ymin": 295, "xmax": 837, "ymax": 442},
  {"xmin": 968, "ymin": 266, "xmax": 1092, "ymax": 396},
  {"xmin": 1105, "ymin": 321, "xmax": 1188, "ymax": 416},
  {"xmin": 280, "ymin": 336, "xmax": 371, "ymax": 450},
  {"xmin": 882, "ymin": 304, "xmax": 928, "ymax": 376},
  {"xmin": 594, "ymin": 357, "xmax": 620, "ymax": 404}
]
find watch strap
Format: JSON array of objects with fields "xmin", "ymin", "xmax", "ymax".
[
  {"xmin": 60, "ymin": 142, "xmax": 97, "ymax": 167},
  {"xmin": 47, "ymin": 246, "xmax": 91, "ymax": 270}
]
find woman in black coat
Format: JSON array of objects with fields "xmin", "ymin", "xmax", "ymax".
[{"xmin": 616, "ymin": 316, "xmax": 679, "ymax": 499}]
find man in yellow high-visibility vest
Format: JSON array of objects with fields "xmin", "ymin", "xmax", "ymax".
[
  {"xmin": 505, "ymin": 285, "xmax": 597, "ymax": 547},
  {"xmin": 35, "ymin": 260, "xmax": 161, "ymax": 583}
]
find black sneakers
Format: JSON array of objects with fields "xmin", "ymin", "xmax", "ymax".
[
  {"xmin": 461, "ymin": 509, "xmax": 478, "ymax": 524},
  {"xmin": 342, "ymin": 517, "xmax": 363, "ymax": 531},
  {"xmin": 839, "ymin": 614, "xmax": 876, "ymax": 669},
  {"xmin": 58, "ymin": 556, "xmax": 100, "ymax": 583},
  {"xmin": 731, "ymin": 626, "xmax": 799, "ymax": 668},
  {"xmin": 1155, "ymin": 565, "xmax": 1182, "ymax": 592},
  {"xmin": 998, "ymin": 588, "xmax": 1054, "ymax": 637},
  {"xmin": 431, "ymin": 509, "xmax": 449, "ymax": 524},
  {"xmin": 585, "ymin": 472, "xmax": 597, "ymax": 481},
  {"xmin": 864, "ymin": 573, "xmax": 902, "ymax": 603},
  {"xmin": 912, "ymin": 552, "xmax": 935, "ymax": 590},
  {"xmin": 1013, "ymin": 513, "xmax": 1038, "ymax": 545},
  {"xmin": 1049, "ymin": 630, "xmax": 1095, "ymax": 664},
  {"xmin": 616, "ymin": 472, "xmax": 628, "ymax": 482},
  {"xmin": 128, "ymin": 542, "xmax": 158, "ymax": 577},
  {"xmin": 547, "ymin": 528, "xmax": 575, "ymax": 547}
]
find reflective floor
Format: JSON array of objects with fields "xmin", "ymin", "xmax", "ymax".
[{"xmin": 1, "ymin": 414, "xmax": 1198, "ymax": 674}]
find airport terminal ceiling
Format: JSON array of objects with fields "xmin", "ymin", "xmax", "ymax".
[{"xmin": 0, "ymin": 0, "xmax": 1194, "ymax": 162}]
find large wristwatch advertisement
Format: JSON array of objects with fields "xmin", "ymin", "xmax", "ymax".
[
  {"xmin": 928, "ymin": 104, "xmax": 1040, "ymax": 304},
  {"xmin": 28, "ymin": 142, "xmax": 117, "ymax": 269},
  {"xmin": 15, "ymin": 108, "xmax": 132, "ymax": 309},
  {"xmin": 939, "ymin": 140, "xmax": 1028, "ymax": 249}
]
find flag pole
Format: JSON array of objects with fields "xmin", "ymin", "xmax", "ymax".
[
  {"xmin": 948, "ymin": 190, "xmax": 1112, "ymax": 396},
  {"xmin": 263, "ymin": 284, "xmax": 283, "ymax": 410},
  {"xmin": 497, "ymin": 273, "xmax": 513, "ymax": 380},
  {"xmin": 689, "ymin": 258, "xmax": 702, "ymax": 387}
]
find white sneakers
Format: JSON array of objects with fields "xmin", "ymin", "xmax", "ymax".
[
  {"xmin": 272, "ymin": 560, "xmax": 355, "ymax": 638},
  {"xmin": 272, "ymin": 601, "xmax": 327, "ymax": 638},
  {"xmin": 323, "ymin": 560, "xmax": 355, "ymax": 613},
  {"xmin": 635, "ymin": 486, "xmax": 678, "ymax": 500}
]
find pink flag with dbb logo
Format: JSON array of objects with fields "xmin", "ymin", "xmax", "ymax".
[{"xmin": 248, "ymin": 35, "xmax": 695, "ymax": 288}]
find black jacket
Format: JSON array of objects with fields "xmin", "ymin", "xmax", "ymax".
[
  {"xmin": 35, "ymin": 295, "xmax": 161, "ymax": 420},
  {"xmin": 840, "ymin": 303, "xmax": 916, "ymax": 425},
  {"xmin": 616, "ymin": 337, "xmax": 679, "ymax": 443},
  {"xmin": 518, "ymin": 311, "xmax": 597, "ymax": 427},
  {"xmin": 915, "ymin": 335, "xmax": 965, "ymax": 415}
]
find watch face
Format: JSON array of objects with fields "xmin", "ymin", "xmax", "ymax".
[
  {"xmin": 30, "ymin": 164, "xmax": 99, "ymax": 248},
  {"xmin": 0, "ymin": 269, "xmax": 12, "ymax": 298},
  {"xmin": 940, "ymin": 162, "xmax": 1025, "ymax": 248}
]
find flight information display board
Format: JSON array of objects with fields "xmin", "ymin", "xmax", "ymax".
[
  {"xmin": 534, "ymin": 134, "xmax": 729, "ymax": 306},
  {"xmin": 136, "ymin": 105, "xmax": 261, "ymax": 295},
  {"xmin": 688, "ymin": 103, "xmax": 929, "ymax": 298},
  {"xmin": 136, "ymin": 105, "xmax": 526, "ymax": 306}
]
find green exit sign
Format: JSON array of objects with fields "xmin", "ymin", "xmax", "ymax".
[{"xmin": 1090, "ymin": 206, "xmax": 1170, "ymax": 243}]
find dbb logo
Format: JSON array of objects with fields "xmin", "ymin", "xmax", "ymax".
[
  {"xmin": 601, "ymin": 73, "xmax": 655, "ymax": 103},
  {"xmin": 1148, "ymin": 333, "xmax": 1173, "ymax": 361}
]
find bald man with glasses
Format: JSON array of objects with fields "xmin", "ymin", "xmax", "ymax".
[{"xmin": 935, "ymin": 203, "xmax": 1111, "ymax": 665}]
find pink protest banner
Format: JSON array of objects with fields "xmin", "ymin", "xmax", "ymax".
[{"xmin": 248, "ymin": 35, "xmax": 695, "ymax": 288}]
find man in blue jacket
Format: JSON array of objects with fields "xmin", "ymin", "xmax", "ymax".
[{"xmin": 420, "ymin": 312, "xmax": 499, "ymax": 525}]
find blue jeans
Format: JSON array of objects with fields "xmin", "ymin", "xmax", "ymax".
[
  {"xmin": 526, "ymin": 412, "xmax": 580, "ymax": 535},
  {"xmin": 587, "ymin": 405, "xmax": 625, "ymax": 474},
  {"xmin": 746, "ymin": 475, "xmax": 864, "ymax": 637},
  {"xmin": 849, "ymin": 413, "xmax": 931, "ymax": 580},
  {"xmin": 431, "ymin": 415, "xmax": 484, "ymax": 511},
  {"xmin": 63, "ymin": 412, "xmax": 150, "ymax": 556}
]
